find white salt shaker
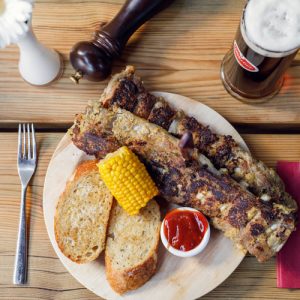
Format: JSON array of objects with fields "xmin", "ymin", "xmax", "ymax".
[
  {"xmin": 0, "ymin": 0, "xmax": 63, "ymax": 85},
  {"xmin": 18, "ymin": 23, "xmax": 62, "ymax": 85}
]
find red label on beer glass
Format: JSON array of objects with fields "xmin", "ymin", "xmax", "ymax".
[{"xmin": 233, "ymin": 40, "xmax": 259, "ymax": 72}]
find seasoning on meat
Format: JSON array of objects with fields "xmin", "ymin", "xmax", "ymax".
[
  {"xmin": 99, "ymin": 66, "xmax": 297, "ymax": 218},
  {"xmin": 70, "ymin": 105, "xmax": 297, "ymax": 262}
]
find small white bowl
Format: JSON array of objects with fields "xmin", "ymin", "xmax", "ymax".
[{"xmin": 160, "ymin": 207, "xmax": 210, "ymax": 258}]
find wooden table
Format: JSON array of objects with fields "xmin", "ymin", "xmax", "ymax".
[{"xmin": 0, "ymin": 1, "xmax": 299, "ymax": 299}]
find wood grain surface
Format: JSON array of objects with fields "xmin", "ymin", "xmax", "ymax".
[
  {"xmin": 0, "ymin": 132, "xmax": 300, "ymax": 300},
  {"xmin": 1, "ymin": 0, "xmax": 300, "ymax": 299},
  {"xmin": 0, "ymin": 0, "xmax": 300, "ymax": 128}
]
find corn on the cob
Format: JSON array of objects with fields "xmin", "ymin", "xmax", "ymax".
[{"xmin": 97, "ymin": 146, "xmax": 158, "ymax": 215}]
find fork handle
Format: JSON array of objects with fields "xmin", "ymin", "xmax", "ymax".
[{"xmin": 13, "ymin": 186, "xmax": 28, "ymax": 284}]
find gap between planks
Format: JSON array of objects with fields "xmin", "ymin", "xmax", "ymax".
[{"xmin": 1, "ymin": 124, "xmax": 300, "ymax": 135}]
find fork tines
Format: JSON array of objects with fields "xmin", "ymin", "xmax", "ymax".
[{"xmin": 18, "ymin": 123, "xmax": 36, "ymax": 160}]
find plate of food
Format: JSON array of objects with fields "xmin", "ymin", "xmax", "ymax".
[{"xmin": 43, "ymin": 66, "xmax": 297, "ymax": 300}]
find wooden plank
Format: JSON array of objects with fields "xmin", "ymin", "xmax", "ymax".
[
  {"xmin": 243, "ymin": 134, "xmax": 300, "ymax": 167},
  {"xmin": 0, "ymin": 0, "xmax": 300, "ymax": 127},
  {"xmin": 0, "ymin": 132, "xmax": 299, "ymax": 299}
]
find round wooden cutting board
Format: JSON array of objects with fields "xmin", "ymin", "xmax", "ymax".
[{"xmin": 43, "ymin": 92, "xmax": 248, "ymax": 300}]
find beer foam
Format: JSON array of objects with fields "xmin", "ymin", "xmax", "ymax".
[{"xmin": 244, "ymin": 0, "xmax": 300, "ymax": 53}]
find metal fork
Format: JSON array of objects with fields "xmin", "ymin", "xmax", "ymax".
[{"xmin": 13, "ymin": 124, "xmax": 37, "ymax": 285}]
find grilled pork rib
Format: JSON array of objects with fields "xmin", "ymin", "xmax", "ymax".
[
  {"xmin": 70, "ymin": 105, "xmax": 296, "ymax": 262},
  {"xmin": 99, "ymin": 66, "xmax": 297, "ymax": 216}
]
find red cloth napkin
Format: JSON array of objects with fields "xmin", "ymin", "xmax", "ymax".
[{"xmin": 276, "ymin": 162, "xmax": 300, "ymax": 289}]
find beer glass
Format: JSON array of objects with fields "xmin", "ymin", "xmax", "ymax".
[{"xmin": 221, "ymin": 0, "xmax": 300, "ymax": 103}]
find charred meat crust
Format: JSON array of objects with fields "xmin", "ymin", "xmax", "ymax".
[
  {"xmin": 72, "ymin": 125, "xmax": 119, "ymax": 159},
  {"xmin": 148, "ymin": 101, "xmax": 176, "ymax": 130},
  {"xmin": 70, "ymin": 106, "xmax": 296, "ymax": 262},
  {"xmin": 99, "ymin": 67, "xmax": 297, "ymax": 213},
  {"xmin": 107, "ymin": 78, "xmax": 139, "ymax": 112},
  {"xmin": 134, "ymin": 93, "xmax": 157, "ymax": 119},
  {"xmin": 176, "ymin": 116, "xmax": 218, "ymax": 154},
  {"xmin": 250, "ymin": 224, "xmax": 265, "ymax": 237}
]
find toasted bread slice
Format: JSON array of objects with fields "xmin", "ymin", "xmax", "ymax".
[
  {"xmin": 54, "ymin": 160, "xmax": 113, "ymax": 263},
  {"xmin": 105, "ymin": 200, "xmax": 161, "ymax": 294}
]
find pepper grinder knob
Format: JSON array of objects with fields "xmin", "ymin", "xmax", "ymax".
[
  {"xmin": 70, "ymin": 0, "xmax": 175, "ymax": 82},
  {"xmin": 70, "ymin": 70, "xmax": 83, "ymax": 84}
]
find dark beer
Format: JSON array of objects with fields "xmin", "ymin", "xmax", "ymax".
[{"xmin": 221, "ymin": 0, "xmax": 299, "ymax": 103}]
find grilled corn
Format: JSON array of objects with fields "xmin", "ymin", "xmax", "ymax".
[{"xmin": 98, "ymin": 146, "xmax": 158, "ymax": 215}]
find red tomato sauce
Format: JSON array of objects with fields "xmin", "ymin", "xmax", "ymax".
[{"xmin": 163, "ymin": 209, "xmax": 208, "ymax": 252}]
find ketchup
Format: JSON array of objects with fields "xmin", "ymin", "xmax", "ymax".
[{"xmin": 163, "ymin": 209, "xmax": 208, "ymax": 252}]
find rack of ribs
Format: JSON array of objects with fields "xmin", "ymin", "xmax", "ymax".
[
  {"xmin": 99, "ymin": 66, "xmax": 297, "ymax": 217},
  {"xmin": 70, "ymin": 104, "xmax": 296, "ymax": 262}
]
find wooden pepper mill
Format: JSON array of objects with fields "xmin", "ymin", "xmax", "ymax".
[{"xmin": 70, "ymin": 0, "xmax": 175, "ymax": 83}]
